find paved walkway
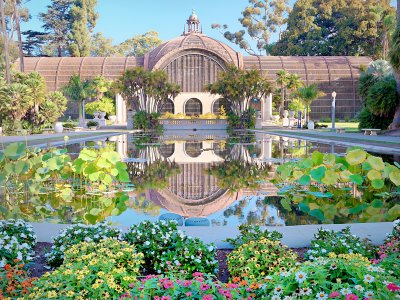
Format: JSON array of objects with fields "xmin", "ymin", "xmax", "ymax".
[
  {"xmin": 253, "ymin": 128, "xmax": 400, "ymax": 155},
  {"xmin": 0, "ymin": 129, "xmax": 138, "ymax": 148}
]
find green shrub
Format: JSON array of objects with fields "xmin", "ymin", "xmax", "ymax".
[
  {"xmin": 86, "ymin": 120, "xmax": 99, "ymax": 127},
  {"xmin": 227, "ymin": 108, "xmax": 256, "ymax": 129},
  {"xmin": 31, "ymin": 239, "xmax": 143, "ymax": 299},
  {"xmin": 0, "ymin": 219, "xmax": 36, "ymax": 267},
  {"xmin": 225, "ymin": 224, "xmax": 282, "ymax": 249},
  {"xmin": 46, "ymin": 223, "xmax": 121, "ymax": 267},
  {"xmin": 305, "ymin": 227, "xmax": 376, "ymax": 261},
  {"xmin": 358, "ymin": 107, "xmax": 392, "ymax": 130},
  {"xmin": 366, "ymin": 77, "xmax": 399, "ymax": 117},
  {"xmin": 123, "ymin": 220, "xmax": 218, "ymax": 275},
  {"xmin": 133, "ymin": 111, "xmax": 161, "ymax": 131},
  {"xmin": 227, "ymin": 238, "xmax": 297, "ymax": 280},
  {"xmin": 85, "ymin": 97, "xmax": 116, "ymax": 116}
]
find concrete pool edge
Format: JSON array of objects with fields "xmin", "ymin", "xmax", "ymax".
[{"xmin": 30, "ymin": 221, "xmax": 393, "ymax": 249}]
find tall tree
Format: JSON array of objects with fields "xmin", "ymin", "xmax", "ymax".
[
  {"xmin": 90, "ymin": 32, "xmax": 115, "ymax": 56},
  {"xmin": 63, "ymin": 74, "xmax": 90, "ymax": 126},
  {"xmin": 207, "ymin": 65, "xmax": 273, "ymax": 116},
  {"xmin": 115, "ymin": 67, "xmax": 180, "ymax": 113},
  {"xmin": 272, "ymin": 0, "xmax": 395, "ymax": 57},
  {"xmin": 212, "ymin": 0, "xmax": 290, "ymax": 56},
  {"xmin": 39, "ymin": 0, "xmax": 74, "ymax": 57},
  {"xmin": 22, "ymin": 30, "xmax": 46, "ymax": 56},
  {"xmin": 296, "ymin": 84, "xmax": 325, "ymax": 123},
  {"xmin": 13, "ymin": 0, "xmax": 23, "ymax": 71},
  {"xmin": 115, "ymin": 31, "xmax": 162, "ymax": 57},
  {"xmin": 0, "ymin": 0, "xmax": 10, "ymax": 83},
  {"xmin": 69, "ymin": 0, "xmax": 98, "ymax": 57},
  {"xmin": 389, "ymin": 0, "xmax": 400, "ymax": 129}
]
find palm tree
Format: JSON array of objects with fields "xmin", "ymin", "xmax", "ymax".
[
  {"xmin": 389, "ymin": 0, "xmax": 400, "ymax": 129},
  {"xmin": 276, "ymin": 70, "xmax": 290, "ymax": 114},
  {"xmin": 296, "ymin": 84, "xmax": 325, "ymax": 124},
  {"xmin": 63, "ymin": 74, "xmax": 89, "ymax": 126},
  {"xmin": 0, "ymin": 0, "xmax": 10, "ymax": 83}
]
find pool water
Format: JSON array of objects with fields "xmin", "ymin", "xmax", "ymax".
[{"xmin": 1, "ymin": 131, "xmax": 399, "ymax": 226}]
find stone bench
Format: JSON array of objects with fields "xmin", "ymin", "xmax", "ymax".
[
  {"xmin": 335, "ymin": 128, "xmax": 346, "ymax": 133},
  {"xmin": 361, "ymin": 128, "xmax": 381, "ymax": 136}
]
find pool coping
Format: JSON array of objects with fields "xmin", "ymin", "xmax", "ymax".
[{"xmin": 31, "ymin": 221, "xmax": 393, "ymax": 249}]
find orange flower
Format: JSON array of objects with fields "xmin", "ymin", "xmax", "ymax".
[
  {"xmin": 232, "ymin": 277, "xmax": 241, "ymax": 283},
  {"xmin": 250, "ymin": 282, "xmax": 259, "ymax": 289},
  {"xmin": 240, "ymin": 279, "xmax": 248, "ymax": 286},
  {"xmin": 13, "ymin": 259, "xmax": 20, "ymax": 264},
  {"xmin": 4, "ymin": 264, "xmax": 11, "ymax": 271}
]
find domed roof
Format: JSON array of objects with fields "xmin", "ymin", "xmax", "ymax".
[
  {"xmin": 188, "ymin": 10, "xmax": 199, "ymax": 22},
  {"xmin": 146, "ymin": 32, "xmax": 242, "ymax": 70}
]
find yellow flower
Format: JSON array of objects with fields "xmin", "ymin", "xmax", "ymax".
[
  {"xmin": 66, "ymin": 291, "xmax": 75, "ymax": 297},
  {"xmin": 47, "ymin": 291, "xmax": 57, "ymax": 298}
]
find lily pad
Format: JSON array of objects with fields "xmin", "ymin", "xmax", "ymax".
[{"xmin": 345, "ymin": 149, "xmax": 367, "ymax": 166}]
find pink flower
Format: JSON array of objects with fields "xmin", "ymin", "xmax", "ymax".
[
  {"xmin": 186, "ymin": 292, "xmax": 193, "ymax": 297},
  {"xmin": 345, "ymin": 294, "xmax": 359, "ymax": 300},
  {"xmin": 183, "ymin": 280, "xmax": 192, "ymax": 287},
  {"xmin": 161, "ymin": 297, "xmax": 170, "ymax": 300},
  {"xmin": 202, "ymin": 295, "xmax": 212, "ymax": 300},
  {"xmin": 329, "ymin": 291, "xmax": 340, "ymax": 298},
  {"xmin": 163, "ymin": 280, "xmax": 174, "ymax": 289},
  {"xmin": 200, "ymin": 283, "xmax": 210, "ymax": 291},
  {"xmin": 193, "ymin": 272, "xmax": 204, "ymax": 277},
  {"xmin": 388, "ymin": 283, "xmax": 400, "ymax": 292}
]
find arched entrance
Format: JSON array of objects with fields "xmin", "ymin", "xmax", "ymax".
[
  {"xmin": 185, "ymin": 98, "xmax": 202, "ymax": 116},
  {"xmin": 212, "ymin": 98, "xmax": 228, "ymax": 115}
]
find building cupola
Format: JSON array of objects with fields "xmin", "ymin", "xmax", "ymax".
[{"xmin": 184, "ymin": 9, "xmax": 201, "ymax": 35}]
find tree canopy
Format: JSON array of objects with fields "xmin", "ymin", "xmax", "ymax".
[
  {"xmin": 271, "ymin": 0, "xmax": 396, "ymax": 57},
  {"xmin": 115, "ymin": 67, "xmax": 180, "ymax": 113},
  {"xmin": 207, "ymin": 65, "xmax": 273, "ymax": 116}
]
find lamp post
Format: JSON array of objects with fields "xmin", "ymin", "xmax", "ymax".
[{"xmin": 331, "ymin": 91, "xmax": 337, "ymax": 130}]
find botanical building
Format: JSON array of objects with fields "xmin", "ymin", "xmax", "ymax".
[{"xmin": 21, "ymin": 11, "xmax": 372, "ymax": 122}]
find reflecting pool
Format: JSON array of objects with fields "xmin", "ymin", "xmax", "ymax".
[{"xmin": 1, "ymin": 131, "xmax": 399, "ymax": 226}]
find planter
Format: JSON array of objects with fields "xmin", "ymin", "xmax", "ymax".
[
  {"xmin": 99, "ymin": 111, "xmax": 106, "ymax": 119},
  {"xmin": 93, "ymin": 111, "xmax": 100, "ymax": 119},
  {"xmin": 88, "ymin": 126, "xmax": 98, "ymax": 131},
  {"xmin": 288, "ymin": 110, "xmax": 295, "ymax": 118},
  {"xmin": 308, "ymin": 120, "xmax": 315, "ymax": 130},
  {"xmin": 272, "ymin": 115, "xmax": 280, "ymax": 122},
  {"xmin": 283, "ymin": 110, "xmax": 289, "ymax": 118},
  {"xmin": 54, "ymin": 122, "xmax": 64, "ymax": 133},
  {"xmin": 0, "ymin": 127, "xmax": 2, "ymax": 135}
]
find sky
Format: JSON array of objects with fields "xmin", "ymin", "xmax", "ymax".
[{"xmin": 21, "ymin": 0, "xmax": 398, "ymax": 54}]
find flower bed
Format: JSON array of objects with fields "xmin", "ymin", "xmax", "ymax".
[
  {"xmin": 123, "ymin": 220, "xmax": 218, "ymax": 275},
  {"xmin": 46, "ymin": 222, "xmax": 122, "ymax": 267},
  {"xmin": 29, "ymin": 239, "xmax": 143, "ymax": 299},
  {"xmin": 0, "ymin": 219, "xmax": 36, "ymax": 267}
]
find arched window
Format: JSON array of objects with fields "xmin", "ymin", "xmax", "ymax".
[
  {"xmin": 159, "ymin": 143, "xmax": 175, "ymax": 158},
  {"xmin": 185, "ymin": 98, "xmax": 202, "ymax": 116},
  {"xmin": 159, "ymin": 99, "xmax": 174, "ymax": 114},
  {"xmin": 212, "ymin": 98, "xmax": 228, "ymax": 115}
]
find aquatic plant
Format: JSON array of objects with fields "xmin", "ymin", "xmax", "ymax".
[{"xmin": 273, "ymin": 149, "xmax": 400, "ymax": 222}]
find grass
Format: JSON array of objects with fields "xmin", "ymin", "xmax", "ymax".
[{"xmin": 319, "ymin": 122, "xmax": 359, "ymax": 132}]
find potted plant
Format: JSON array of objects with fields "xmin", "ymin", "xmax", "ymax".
[
  {"xmin": 54, "ymin": 122, "xmax": 64, "ymax": 133},
  {"xmin": 86, "ymin": 120, "xmax": 99, "ymax": 130}
]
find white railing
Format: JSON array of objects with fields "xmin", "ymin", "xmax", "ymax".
[{"xmin": 159, "ymin": 119, "xmax": 228, "ymax": 130}]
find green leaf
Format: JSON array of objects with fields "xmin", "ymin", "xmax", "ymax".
[
  {"xmin": 281, "ymin": 198, "xmax": 292, "ymax": 211},
  {"xmin": 84, "ymin": 213, "xmax": 98, "ymax": 224},
  {"xmin": 292, "ymin": 170, "xmax": 303, "ymax": 180},
  {"xmin": 345, "ymin": 149, "xmax": 367, "ymax": 165},
  {"xmin": 367, "ymin": 169, "xmax": 382, "ymax": 181},
  {"xmin": 111, "ymin": 208, "xmax": 120, "ymax": 216},
  {"xmin": 389, "ymin": 170, "xmax": 400, "ymax": 186},
  {"xmin": 312, "ymin": 151, "xmax": 323, "ymax": 165},
  {"xmin": 371, "ymin": 199, "xmax": 383, "ymax": 208},
  {"xmin": 298, "ymin": 202, "xmax": 310, "ymax": 213},
  {"xmin": 78, "ymin": 149, "xmax": 98, "ymax": 161},
  {"xmin": 89, "ymin": 208, "xmax": 102, "ymax": 216},
  {"xmin": 102, "ymin": 198, "xmax": 113, "ymax": 207},
  {"xmin": 88, "ymin": 171, "xmax": 101, "ymax": 182},
  {"xmin": 298, "ymin": 175, "xmax": 311, "ymax": 185},
  {"xmin": 322, "ymin": 169, "xmax": 339, "ymax": 185},
  {"xmin": 309, "ymin": 166, "xmax": 326, "ymax": 181},
  {"xmin": 349, "ymin": 204, "xmax": 368, "ymax": 214},
  {"xmin": 97, "ymin": 158, "xmax": 112, "ymax": 169},
  {"xmin": 323, "ymin": 153, "xmax": 336, "ymax": 166},
  {"xmin": 362, "ymin": 162, "xmax": 372, "ymax": 172},
  {"xmin": 371, "ymin": 179, "xmax": 384, "ymax": 189},
  {"xmin": 104, "ymin": 151, "xmax": 121, "ymax": 164},
  {"xmin": 367, "ymin": 155, "xmax": 385, "ymax": 171},
  {"xmin": 340, "ymin": 170, "xmax": 353, "ymax": 182},
  {"xmin": 388, "ymin": 205, "xmax": 400, "ymax": 220},
  {"xmin": 309, "ymin": 209, "xmax": 325, "ymax": 221},
  {"xmin": 349, "ymin": 174, "xmax": 363, "ymax": 185},
  {"xmin": 118, "ymin": 170, "xmax": 130, "ymax": 182},
  {"xmin": 4, "ymin": 143, "xmax": 26, "ymax": 160},
  {"xmin": 300, "ymin": 158, "xmax": 313, "ymax": 169}
]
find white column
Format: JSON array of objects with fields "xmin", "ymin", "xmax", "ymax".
[
  {"xmin": 262, "ymin": 93, "xmax": 273, "ymax": 122},
  {"xmin": 115, "ymin": 94, "xmax": 124, "ymax": 125}
]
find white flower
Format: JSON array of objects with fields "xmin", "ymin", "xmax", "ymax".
[
  {"xmin": 301, "ymin": 287, "xmax": 312, "ymax": 296},
  {"xmin": 316, "ymin": 291, "xmax": 328, "ymax": 300},
  {"xmin": 271, "ymin": 295, "xmax": 281, "ymax": 300},
  {"xmin": 295, "ymin": 271, "xmax": 307, "ymax": 283},
  {"xmin": 144, "ymin": 241, "xmax": 150, "ymax": 246},
  {"xmin": 280, "ymin": 271, "xmax": 290, "ymax": 277},
  {"xmin": 274, "ymin": 285, "xmax": 283, "ymax": 294},
  {"xmin": 364, "ymin": 291, "xmax": 374, "ymax": 299},
  {"xmin": 340, "ymin": 288, "xmax": 352, "ymax": 295},
  {"xmin": 208, "ymin": 246, "xmax": 214, "ymax": 252},
  {"xmin": 354, "ymin": 285, "xmax": 364, "ymax": 292},
  {"xmin": 364, "ymin": 274, "xmax": 374, "ymax": 283}
]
